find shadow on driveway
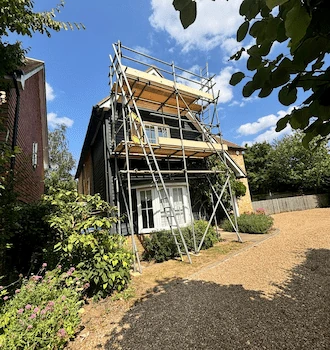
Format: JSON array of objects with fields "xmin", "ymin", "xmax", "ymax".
[{"xmin": 104, "ymin": 248, "xmax": 330, "ymax": 350}]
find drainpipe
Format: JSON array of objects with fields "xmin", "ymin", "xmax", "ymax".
[{"xmin": 10, "ymin": 71, "xmax": 21, "ymax": 171}]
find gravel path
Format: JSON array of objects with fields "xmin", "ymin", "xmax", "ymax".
[{"xmin": 105, "ymin": 209, "xmax": 330, "ymax": 349}]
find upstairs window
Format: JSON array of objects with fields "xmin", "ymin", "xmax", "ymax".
[{"xmin": 144, "ymin": 123, "xmax": 170, "ymax": 144}]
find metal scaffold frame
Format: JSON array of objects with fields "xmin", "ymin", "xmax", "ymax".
[{"xmin": 108, "ymin": 41, "xmax": 242, "ymax": 272}]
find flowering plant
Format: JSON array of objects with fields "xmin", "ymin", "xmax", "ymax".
[{"xmin": 0, "ymin": 265, "xmax": 87, "ymax": 349}]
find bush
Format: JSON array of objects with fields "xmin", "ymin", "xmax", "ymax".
[
  {"xmin": 142, "ymin": 220, "xmax": 218, "ymax": 263},
  {"xmin": 45, "ymin": 189, "xmax": 132, "ymax": 299},
  {"xmin": 0, "ymin": 266, "xmax": 86, "ymax": 349},
  {"xmin": 221, "ymin": 212, "xmax": 274, "ymax": 234}
]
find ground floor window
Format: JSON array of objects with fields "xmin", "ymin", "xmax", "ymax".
[{"xmin": 136, "ymin": 183, "xmax": 191, "ymax": 233}]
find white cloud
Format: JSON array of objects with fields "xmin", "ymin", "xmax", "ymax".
[
  {"xmin": 149, "ymin": 0, "xmax": 243, "ymax": 52},
  {"xmin": 47, "ymin": 112, "xmax": 74, "ymax": 129},
  {"xmin": 252, "ymin": 124, "xmax": 292, "ymax": 143},
  {"xmin": 237, "ymin": 107, "xmax": 295, "ymax": 136},
  {"xmin": 214, "ymin": 66, "xmax": 235, "ymax": 104},
  {"xmin": 46, "ymin": 82, "xmax": 55, "ymax": 101}
]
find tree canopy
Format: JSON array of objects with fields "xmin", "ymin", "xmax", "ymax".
[
  {"xmin": 244, "ymin": 132, "xmax": 330, "ymax": 197},
  {"xmin": 45, "ymin": 124, "xmax": 76, "ymax": 192},
  {"xmin": 174, "ymin": 0, "xmax": 330, "ymax": 147},
  {"xmin": 0, "ymin": 0, "xmax": 84, "ymax": 79}
]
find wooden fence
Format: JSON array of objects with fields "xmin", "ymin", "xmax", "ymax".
[{"xmin": 252, "ymin": 193, "xmax": 329, "ymax": 215}]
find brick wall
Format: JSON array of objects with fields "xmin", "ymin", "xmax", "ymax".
[
  {"xmin": 5, "ymin": 70, "xmax": 46, "ymax": 203},
  {"xmin": 227, "ymin": 150, "xmax": 254, "ymax": 214}
]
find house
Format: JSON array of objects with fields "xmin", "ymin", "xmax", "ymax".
[
  {"xmin": 76, "ymin": 44, "xmax": 254, "ymax": 264},
  {"xmin": 0, "ymin": 58, "xmax": 49, "ymax": 203}
]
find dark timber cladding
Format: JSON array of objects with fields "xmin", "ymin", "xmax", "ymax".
[{"xmin": 106, "ymin": 42, "xmax": 243, "ymax": 272}]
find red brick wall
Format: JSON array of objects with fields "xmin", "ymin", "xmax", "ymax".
[{"xmin": 4, "ymin": 70, "xmax": 46, "ymax": 203}]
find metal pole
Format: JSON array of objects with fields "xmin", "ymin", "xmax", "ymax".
[{"xmin": 172, "ymin": 62, "xmax": 197, "ymax": 253}]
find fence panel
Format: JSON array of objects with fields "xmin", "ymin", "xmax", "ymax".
[{"xmin": 252, "ymin": 194, "xmax": 329, "ymax": 215}]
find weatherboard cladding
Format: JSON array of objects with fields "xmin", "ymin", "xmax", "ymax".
[{"xmin": 91, "ymin": 126, "xmax": 106, "ymax": 200}]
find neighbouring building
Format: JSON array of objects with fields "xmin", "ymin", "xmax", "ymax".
[
  {"xmin": 76, "ymin": 43, "xmax": 253, "ymax": 247},
  {"xmin": 0, "ymin": 58, "xmax": 49, "ymax": 202}
]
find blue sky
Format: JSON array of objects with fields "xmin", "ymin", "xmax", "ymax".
[{"xmin": 11, "ymin": 0, "xmax": 300, "ymax": 163}]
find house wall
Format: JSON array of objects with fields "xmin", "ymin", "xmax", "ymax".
[
  {"xmin": 1, "ymin": 70, "xmax": 46, "ymax": 203},
  {"xmin": 227, "ymin": 149, "xmax": 253, "ymax": 214},
  {"xmin": 77, "ymin": 150, "xmax": 93, "ymax": 195}
]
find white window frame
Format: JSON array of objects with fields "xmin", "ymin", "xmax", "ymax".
[
  {"xmin": 135, "ymin": 183, "xmax": 192, "ymax": 234},
  {"xmin": 144, "ymin": 122, "xmax": 170, "ymax": 144}
]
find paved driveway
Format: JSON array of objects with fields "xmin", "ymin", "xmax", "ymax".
[{"xmin": 105, "ymin": 209, "xmax": 330, "ymax": 349}]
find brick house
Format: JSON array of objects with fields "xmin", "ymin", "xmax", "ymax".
[{"xmin": 0, "ymin": 58, "xmax": 49, "ymax": 203}]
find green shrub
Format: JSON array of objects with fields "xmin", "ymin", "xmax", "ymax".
[
  {"xmin": 0, "ymin": 267, "xmax": 85, "ymax": 349},
  {"xmin": 45, "ymin": 189, "xmax": 132, "ymax": 299},
  {"xmin": 221, "ymin": 212, "xmax": 274, "ymax": 234},
  {"xmin": 142, "ymin": 220, "xmax": 218, "ymax": 263}
]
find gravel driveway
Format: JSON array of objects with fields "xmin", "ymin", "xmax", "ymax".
[{"xmin": 105, "ymin": 209, "xmax": 330, "ymax": 349}]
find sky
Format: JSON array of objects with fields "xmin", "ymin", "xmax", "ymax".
[{"xmin": 10, "ymin": 0, "xmax": 302, "ymax": 164}]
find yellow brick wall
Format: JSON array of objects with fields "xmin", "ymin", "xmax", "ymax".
[{"xmin": 227, "ymin": 150, "xmax": 254, "ymax": 214}]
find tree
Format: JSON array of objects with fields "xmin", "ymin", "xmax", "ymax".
[
  {"xmin": 0, "ymin": 0, "xmax": 84, "ymax": 79},
  {"xmin": 244, "ymin": 132, "xmax": 330, "ymax": 196},
  {"xmin": 174, "ymin": 0, "xmax": 330, "ymax": 146},
  {"xmin": 45, "ymin": 124, "xmax": 76, "ymax": 192},
  {"xmin": 269, "ymin": 132, "xmax": 330, "ymax": 193},
  {"xmin": 244, "ymin": 142, "xmax": 273, "ymax": 195}
]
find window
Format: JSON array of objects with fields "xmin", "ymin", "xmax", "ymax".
[
  {"xmin": 144, "ymin": 123, "xmax": 170, "ymax": 144},
  {"xmin": 144, "ymin": 125, "xmax": 157, "ymax": 143},
  {"xmin": 140, "ymin": 190, "xmax": 154, "ymax": 229},
  {"xmin": 136, "ymin": 184, "xmax": 190, "ymax": 233}
]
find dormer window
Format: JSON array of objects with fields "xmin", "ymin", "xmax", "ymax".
[{"xmin": 144, "ymin": 123, "xmax": 170, "ymax": 144}]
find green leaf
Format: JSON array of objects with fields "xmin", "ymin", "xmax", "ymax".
[
  {"xmin": 258, "ymin": 86, "xmax": 273, "ymax": 98},
  {"xmin": 240, "ymin": 0, "xmax": 260, "ymax": 20},
  {"xmin": 278, "ymin": 85, "xmax": 297, "ymax": 106},
  {"xmin": 229, "ymin": 72, "xmax": 245, "ymax": 86},
  {"xmin": 173, "ymin": 0, "xmax": 191, "ymax": 11},
  {"xmin": 178, "ymin": 1, "xmax": 197, "ymax": 29},
  {"xmin": 253, "ymin": 67, "xmax": 270, "ymax": 88},
  {"xmin": 247, "ymin": 56, "xmax": 262, "ymax": 71},
  {"xmin": 276, "ymin": 115, "xmax": 290, "ymax": 131},
  {"xmin": 242, "ymin": 81, "xmax": 256, "ymax": 98},
  {"xmin": 266, "ymin": 0, "xmax": 289, "ymax": 10},
  {"xmin": 237, "ymin": 21, "xmax": 249, "ymax": 42},
  {"xmin": 285, "ymin": 2, "xmax": 311, "ymax": 50},
  {"xmin": 270, "ymin": 67, "xmax": 290, "ymax": 88}
]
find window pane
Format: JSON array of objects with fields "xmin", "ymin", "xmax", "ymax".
[
  {"xmin": 141, "ymin": 191, "xmax": 146, "ymax": 209},
  {"xmin": 142, "ymin": 211, "xmax": 148, "ymax": 228},
  {"xmin": 145, "ymin": 125, "xmax": 157, "ymax": 143},
  {"xmin": 148, "ymin": 209, "xmax": 154, "ymax": 228}
]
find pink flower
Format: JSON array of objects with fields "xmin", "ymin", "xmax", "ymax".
[
  {"xmin": 27, "ymin": 325, "xmax": 33, "ymax": 330},
  {"xmin": 29, "ymin": 313, "xmax": 36, "ymax": 319},
  {"xmin": 48, "ymin": 301, "xmax": 55, "ymax": 307},
  {"xmin": 40, "ymin": 309, "xmax": 46, "ymax": 315},
  {"xmin": 3, "ymin": 296, "xmax": 8, "ymax": 301},
  {"xmin": 0, "ymin": 286, "xmax": 3, "ymax": 289},
  {"xmin": 17, "ymin": 308, "xmax": 24, "ymax": 315},
  {"xmin": 15, "ymin": 289, "xmax": 20, "ymax": 294},
  {"xmin": 69, "ymin": 267, "xmax": 75, "ymax": 272},
  {"xmin": 61, "ymin": 295, "xmax": 66, "ymax": 301},
  {"xmin": 25, "ymin": 304, "xmax": 32, "ymax": 310},
  {"xmin": 57, "ymin": 265, "xmax": 62, "ymax": 269},
  {"xmin": 33, "ymin": 307, "xmax": 40, "ymax": 313},
  {"xmin": 57, "ymin": 328, "xmax": 67, "ymax": 338},
  {"xmin": 42, "ymin": 262, "xmax": 47, "ymax": 268},
  {"xmin": 84, "ymin": 282, "xmax": 90, "ymax": 289}
]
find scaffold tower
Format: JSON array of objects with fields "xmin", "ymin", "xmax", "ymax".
[{"xmin": 107, "ymin": 41, "xmax": 242, "ymax": 272}]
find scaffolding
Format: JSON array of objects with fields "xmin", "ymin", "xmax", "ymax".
[{"xmin": 107, "ymin": 41, "xmax": 242, "ymax": 272}]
